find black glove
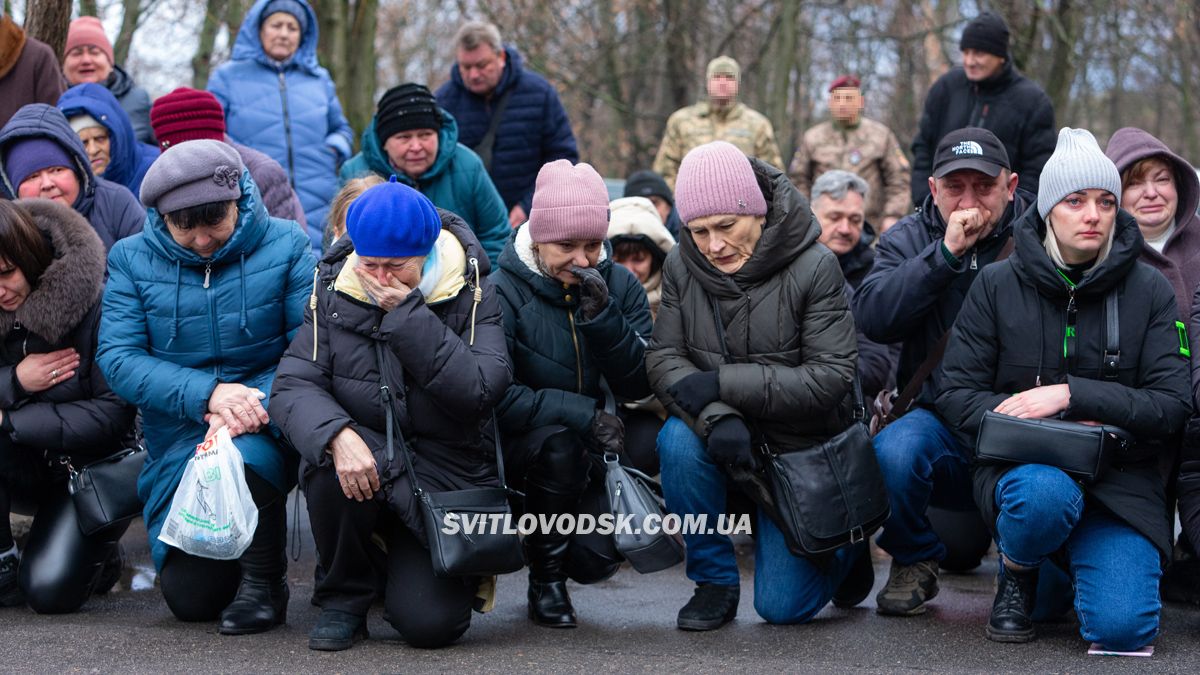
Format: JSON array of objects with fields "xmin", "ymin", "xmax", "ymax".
[
  {"xmin": 706, "ymin": 417, "xmax": 757, "ymax": 471},
  {"xmin": 666, "ymin": 370, "xmax": 720, "ymax": 417},
  {"xmin": 590, "ymin": 410, "xmax": 625, "ymax": 456},
  {"xmin": 570, "ymin": 265, "xmax": 610, "ymax": 321}
]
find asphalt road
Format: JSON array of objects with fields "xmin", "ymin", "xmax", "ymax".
[{"xmin": 0, "ymin": 496, "xmax": 1195, "ymax": 674}]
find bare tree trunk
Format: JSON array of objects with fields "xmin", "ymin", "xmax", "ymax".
[
  {"xmin": 225, "ymin": 0, "xmax": 246, "ymax": 40},
  {"xmin": 191, "ymin": 0, "xmax": 228, "ymax": 88},
  {"xmin": 662, "ymin": 0, "xmax": 692, "ymax": 112},
  {"xmin": 24, "ymin": 0, "xmax": 73, "ymax": 59},
  {"xmin": 343, "ymin": 0, "xmax": 379, "ymax": 142},
  {"xmin": 1042, "ymin": 0, "xmax": 1081, "ymax": 124},
  {"xmin": 768, "ymin": 0, "xmax": 800, "ymax": 163},
  {"xmin": 78, "ymin": 0, "xmax": 99, "ymax": 16}
]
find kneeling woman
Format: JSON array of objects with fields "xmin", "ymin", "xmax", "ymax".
[
  {"xmin": 0, "ymin": 199, "xmax": 136, "ymax": 613},
  {"xmin": 271, "ymin": 179, "xmax": 511, "ymax": 650},
  {"xmin": 937, "ymin": 128, "xmax": 1191, "ymax": 651},
  {"xmin": 98, "ymin": 140, "xmax": 315, "ymax": 634}
]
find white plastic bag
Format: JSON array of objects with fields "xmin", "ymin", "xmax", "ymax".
[{"xmin": 158, "ymin": 426, "xmax": 259, "ymax": 560}]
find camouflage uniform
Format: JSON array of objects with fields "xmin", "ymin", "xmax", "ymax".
[
  {"xmin": 790, "ymin": 117, "xmax": 912, "ymax": 226},
  {"xmin": 653, "ymin": 102, "xmax": 784, "ymax": 189}
]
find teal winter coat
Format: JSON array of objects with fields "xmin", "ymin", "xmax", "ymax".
[{"xmin": 97, "ymin": 171, "xmax": 315, "ymax": 569}]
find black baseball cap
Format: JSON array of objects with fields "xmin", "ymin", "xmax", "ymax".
[{"xmin": 932, "ymin": 127, "xmax": 1011, "ymax": 178}]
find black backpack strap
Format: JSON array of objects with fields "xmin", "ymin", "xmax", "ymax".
[
  {"xmin": 472, "ymin": 88, "xmax": 516, "ymax": 173},
  {"xmin": 1101, "ymin": 288, "xmax": 1120, "ymax": 381}
]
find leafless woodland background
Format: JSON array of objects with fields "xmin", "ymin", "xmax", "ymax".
[{"xmin": 13, "ymin": 0, "xmax": 1200, "ymax": 177}]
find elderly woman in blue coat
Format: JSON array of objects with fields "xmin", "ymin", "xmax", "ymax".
[
  {"xmin": 58, "ymin": 82, "xmax": 160, "ymax": 196},
  {"xmin": 97, "ymin": 140, "xmax": 315, "ymax": 635},
  {"xmin": 207, "ymin": 0, "xmax": 353, "ymax": 250}
]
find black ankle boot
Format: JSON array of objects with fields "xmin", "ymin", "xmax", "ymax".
[
  {"xmin": 677, "ymin": 583, "xmax": 739, "ymax": 631},
  {"xmin": 528, "ymin": 579, "xmax": 576, "ymax": 628},
  {"xmin": 220, "ymin": 499, "xmax": 288, "ymax": 635},
  {"xmin": 986, "ymin": 563, "xmax": 1038, "ymax": 643},
  {"xmin": 523, "ymin": 478, "xmax": 583, "ymax": 628}
]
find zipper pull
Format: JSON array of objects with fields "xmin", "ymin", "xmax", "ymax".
[
  {"xmin": 203, "ymin": 263, "xmax": 212, "ymax": 289},
  {"xmin": 969, "ymin": 252, "xmax": 978, "ymax": 270}
]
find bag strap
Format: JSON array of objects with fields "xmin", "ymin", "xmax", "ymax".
[
  {"xmin": 1101, "ymin": 288, "xmax": 1120, "ymax": 381},
  {"xmin": 472, "ymin": 88, "xmax": 516, "ymax": 173},
  {"xmin": 891, "ymin": 234, "xmax": 1016, "ymax": 416},
  {"xmin": 373, "ymin": 341, "xmax": 511, "ymax": 497}
]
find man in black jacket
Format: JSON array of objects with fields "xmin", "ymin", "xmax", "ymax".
[
  {"xmin": 853, "ymin": 127, "xmax": 1024, "ymax": 616},
  {"xmin": 910, "ymin": 11, "xmax": 1055, "ymax": 205}
]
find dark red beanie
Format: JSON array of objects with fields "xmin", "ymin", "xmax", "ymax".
[{"xmin": 150, "ymin": 87, "xmax": 227, "ymax": 151}]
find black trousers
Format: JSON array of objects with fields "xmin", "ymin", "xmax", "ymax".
[
  {"xmin": 302, "ymin": 461, "xmax": 475, "ymax": 649},
  {"xmin": 0, "ymin": 465, "xmax": 129, "ymax": 614},
  {"xmin": 159, "ymin": 468, "xmax": 286, "ymax": 622},
  {"xmin": 617, "ymin": 407, "xmax": 663, "ymax": 476}
]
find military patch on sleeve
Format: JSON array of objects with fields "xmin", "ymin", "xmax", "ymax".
[{"xmin": 1176, "ymin": 320, "xmax": 1190, "ymax": 357}]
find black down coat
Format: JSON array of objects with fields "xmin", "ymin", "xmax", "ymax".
[
  {"xmin": 647, "ymin": 160, "xmax": 858, "ymax": 448},
  {"xmin": 0, "ymin": 199, "xmax": 135, "ymax": 464},
  {"xmin": 490, "ymin": 224, "xmax": 653, "ymax": 436},
  {"xmin": 936, "ymin": 205, "xmax": 1192, "ymax": 562},
  {"xmin": 270, "ymin": 211, "xmax": 512, "ymax": 539}
]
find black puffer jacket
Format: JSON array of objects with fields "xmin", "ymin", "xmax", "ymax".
[
  {"xmin": 270, "ymin": 211, "xmax": 512, "ymax": 538},
  {"xmin": 491, "ymin": 224, "xmax": 653, "ymax": 436},
  {"xmin": 0, "ymin": 199, "xmax": 135, "ymax": 463},
  {"xmin": 1178, "ymin": 286, "xmax": 1200, "ymax": 548},
  {"xmin": 853, "ymin": 189, "xmax": 1033, "ymax": 408},
  {"xmin": 936, "ymin": 205, "xmax": 1191, "ymax": 562},
  {"xmin": 647, "ymin": 160, "xmax": 858, "ymax": 447},
  {"xmin": 910, "ymin": 62, "xmax": 1056, "ymax": 204},
  {"xmin": 838, "ymin": 222, "xmax": 895, "ymax": 400}
]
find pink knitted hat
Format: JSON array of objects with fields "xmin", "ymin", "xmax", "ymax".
[
  {"xmin": 674, "ymin": 141, "xmax": 767, "ymax": 224},
  {"xmin": 527, "ymin": 160, "xmax": 611, "ymax": 243},
  {"xmin": 65, "ymin": 17, "xmax": 114, "ymax": 64}
]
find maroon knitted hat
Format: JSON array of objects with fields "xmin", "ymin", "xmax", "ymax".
[{"xmin": 150, "ymin": 87, "xmax": 227, "ymax": 151}]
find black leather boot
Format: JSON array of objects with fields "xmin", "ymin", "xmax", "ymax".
[
  {"xmin": 220, "ymin": 500, "xmax": 289, "ymax": 635},
  {"xmin": 524, "ymin": 484, "xmax": 579, "ymax": 628},
  {"xmin": 986, "ymin": 562, "xmax": 1038, "ymax": 643}
]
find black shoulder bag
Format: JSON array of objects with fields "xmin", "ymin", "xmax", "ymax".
[
  {"xmin": 472, "ymin": 88, "xmax": 515, "ymax": 173},
  {"xmin": 67, "ymin": 446, "xmax": 147, "ymax": 536},
  {"xmin": 710, "ymin": 298, "xmax": 890, "ymax": 557},
  {"xmin": 374, "ymin": 342, "xmax": 525, "ymax": 578},
  {"xmin": 975, "ymin": 288, "xmax": 1132, "ymax": 483}
]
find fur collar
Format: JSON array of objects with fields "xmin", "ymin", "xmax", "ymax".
[
  {"xmin": 0, "ymin": 17, "xmax": 27, "ymax": 80},
  {"xmin": 0, "ymin": 199, "xmax": 107, "ymax": 344}
]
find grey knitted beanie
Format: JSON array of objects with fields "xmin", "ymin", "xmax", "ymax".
[
  {"xmin": 141, "ymin": 139, "xmax": 245, "ymax": 214},
  {"xmin": 1037, "ymin": 128, "xmax": 1122, "ymax": 219}
]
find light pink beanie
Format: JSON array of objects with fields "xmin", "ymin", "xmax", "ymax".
[
  {"xmin": 527, "ymin": 160, "xmax": 611, "ymax": 243},
  {"xmin": 674, "ymin": 141, "xmax": 767, "ymax": 224}
]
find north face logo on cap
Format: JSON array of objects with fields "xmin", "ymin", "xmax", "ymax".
[{"xmin": 952, "ymin": 141, "xmax": 984, "ymax": 156}]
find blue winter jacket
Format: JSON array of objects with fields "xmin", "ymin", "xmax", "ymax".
[
  {"xmin": 0, "ymin": 103, "xmax": 144, "ymax": 251},
  {"xmin": 339, "ymin": 109, "xmax": 510, "ymax": 266},
  {"xmin": 97, "ymin": 170, "xmax": 315, "ymax": 569},
  {"xmin": 207, "ymin": 0, "xmax": 353, "ymax": 251},
  {"xmin": 58, "ymin": 82, "xmax": 160, "ymax": 196},
  {"xmin": 436, "ymin": 46, "xmax": 578, "ymax": 215}
]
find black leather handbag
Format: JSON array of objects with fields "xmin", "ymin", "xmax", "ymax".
[
  {"xmin": 974, "ymin": 289, "xmax": 1129, "ymax": 483},
  {"xmin": 67, "ymin": 447, "xmax": 147, "ymax": 536},
  {"xmin": 375, "ymin": 343, "xmax": 524, "ymax": 578},
  {"xmin": 709, "ymin": 299, "xmax": 890, "ymax": 558}
]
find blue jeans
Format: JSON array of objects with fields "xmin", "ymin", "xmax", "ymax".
[
  {"xmin": 995, "ymin": 464, "xmax": 1162, "ymax": 651},
  {"xmin": 657, "ymin": 417, "xmax": 863, "ymax": 624},
  {"xmin": 872, "ymin": 408, "xmax": 975, "ymax": 564}
]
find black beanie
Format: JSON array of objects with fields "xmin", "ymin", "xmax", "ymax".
[
  {"xmin": 959, "ymin": 11, "xmax": 1009, "ymax": 59},
  {"xmin": 375, "ymin": 83, "xmax": 442, "ymax": 145},
  {"xmin": 623, "ymin": 169, "xmax": 673, "ymax": 205}
]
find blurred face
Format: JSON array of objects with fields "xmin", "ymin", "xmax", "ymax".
[
  {"xmin": 829, "ymin": 87, "xmax": 864, "ymax": 125},
  {"xmin": 1121, "ymin": 158, "xmax": 1178, "ymax": 240},
  {"xmin": 78, "ymin": 126, "xmax": 111, "ymax": 175},
  {"xmin": 930, "ymin": 168, "xmax": 1017, "ymax": 229},
  {"xmin": 165, "ymin": 204, "xmax": 237, "ymax": 258},
  {"xmin": 0, "ymin": 259, "xmax": 31, "ymax": 312},
  {"xmin": 356, "ymin": 255, "xmax": 424, "ymax": 289},
  {"xmin": 383, "ymin": 129, "xmax": 439, "ymax": 178},
  {"xmin": 614, "ymin": 247, "xmax": 654, "ymax": 284},
  {"xmin": 534, "ymin": 240, "xmax": 603, "ymax": 285},
  {"xmin": 962, "ymin": 48, "xmax": 1005, "ymax": 81},
  {"xmin": 456, "ymin": 44, "xmax": 506, "ymax": 97},
  {"xmin": 62, "ymin": 45, "xmax": 113, "ymax": 85},
  {"xmin": 647, "ymin": 195, "xmax": 672, "ymax": 224},
  {"xmin": 813, "ymin": 191, "xmax": 866, "ymax": 255},
  {"xmin": 259, "ymin": 13, "xmax": 301, "ymax": 62},
  {"xmin": 1048, "ymin": 189, "xmax": 1118, "ymax": 265},
  {"xmin": 17, "ymin": 166, "xmax": 81, "ymax": 207},
  {"xmin": 687, "ymin": 213, "xmax": 765, "ymax": 275},
  {"xmin": 707, "ymin": 75, "xmax": 738, "ymax": 105}
]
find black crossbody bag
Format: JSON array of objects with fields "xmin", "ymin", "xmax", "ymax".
[
  {"xmin": 975, "ymin": 288, "xmax": 1132, "ymax": 483},
  {"xmin": 710, "ymin": 299, "xmax": 890, "ymax": 557},
  {"xmin": 374, "ymin": 342, "xmax": 525, "ymax": 578},
  {"xmin": 67, "ymin": 446, "xmax": 146, "ymax": 536}
]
